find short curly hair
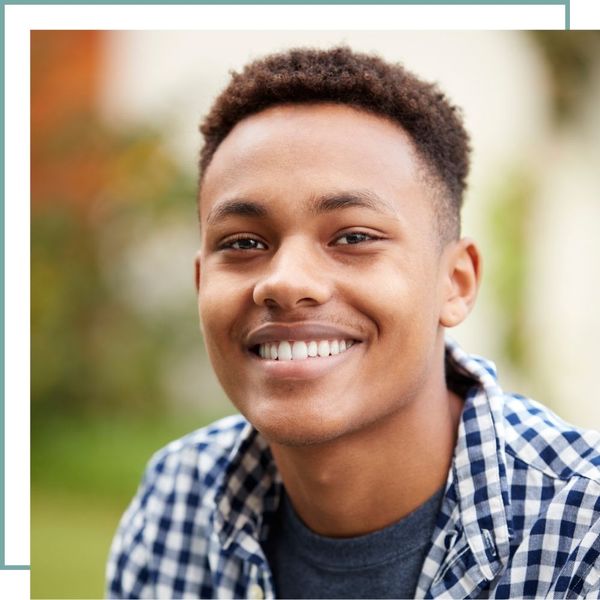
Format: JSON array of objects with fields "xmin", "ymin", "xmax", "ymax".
[{"xmin": 199, "ymin": 46, "xmax": 470, "ymax": 241}]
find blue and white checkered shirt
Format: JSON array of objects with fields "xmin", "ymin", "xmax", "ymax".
[{"xmin": 106, "ymin": 339, "xmax": 600, "ymax": 599}]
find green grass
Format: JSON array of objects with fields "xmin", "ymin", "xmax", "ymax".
[
  {"xmin": 31, "ymin": 411, "xmax": 234, "ymax": 599},
  {"xmin": 31, "ymin": 488, "xmax": 125, "ymax": 599}
]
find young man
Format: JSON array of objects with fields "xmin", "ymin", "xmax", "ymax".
[{"xmin": 107, "ymin": 47, "xmax": 600, "ymax": 599}]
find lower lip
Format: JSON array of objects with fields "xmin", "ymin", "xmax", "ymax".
[{"xmin": 247, "ymin": 343, "xmax": 361, "ymax": 380}]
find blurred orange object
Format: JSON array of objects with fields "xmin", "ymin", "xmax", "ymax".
[{"xmin": 31, "ymin": 30, "xmax": 106, "ymax": 213}]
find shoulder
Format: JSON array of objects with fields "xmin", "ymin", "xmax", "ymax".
[
  {"xmin": 106, "ymin": 414, "xmax": 250, "ymax": 597},
  {"xmin": 501, "ymin": 393, "xmax": 600, "ymax": 485},
  {"xmin": 115, "ymin": 412, "xmax": 250, "ymax": 523},
  {"xmin": 495, "ymin": 396, "xmax": 600, "ymax": 597}
]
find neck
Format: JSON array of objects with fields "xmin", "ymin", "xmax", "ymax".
[{"xmin": 269, "ymin": 372, "xmax": 462, "ymax": 538}]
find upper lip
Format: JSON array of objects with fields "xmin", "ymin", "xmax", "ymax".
[{"xmin": 245, "ymin": 322, "xmax": 365, "ymax": 348}]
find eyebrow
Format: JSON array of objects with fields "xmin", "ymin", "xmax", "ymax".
[
  {"xmin": 205, "ymin": 190, "xmax": 395, "ymax": 226},
  {"xmin": 310, "ymin": 190, "xmax": 396, "ymax": 217},
  {"xmin": 206, "ymin": 199, "xmax": 268, "ymax": 226}
]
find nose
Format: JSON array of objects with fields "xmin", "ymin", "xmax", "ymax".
[{"xmin": 253, "ymin": 238, "xmax": 333, "ymax": 309}]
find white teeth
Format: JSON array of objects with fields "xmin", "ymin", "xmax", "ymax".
[
  {"xmin": 318, "ymin": 340, "xmax": 330, "ymax": 357},
  {"xmin": 278, "ymin": 340, "xmax": 292, "ymax": 361},
  {"xmin": 257, "ymin": 339, "xmax": 356, "ymax": 360},
  {"xmin": 292, "ymin": 341, "xmax": 308, "ymax": 360}
]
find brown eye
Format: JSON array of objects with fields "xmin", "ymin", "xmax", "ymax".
[
  {"xmin": 221, "ymin": 237, "xmax": 267, "ymax": 251},
  {"xmin": 334, "ymin": 232, "xmax": 377, "ymax": 245}
]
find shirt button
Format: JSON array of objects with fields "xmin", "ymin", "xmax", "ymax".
[{"xmin": 249, "ymin": 584, "xmax": 264, "ymax": 600}]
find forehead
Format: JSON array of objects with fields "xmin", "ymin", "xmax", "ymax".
[{"xmin": 200, "ymin": 103, "xmax": 429, "ymax": 220}]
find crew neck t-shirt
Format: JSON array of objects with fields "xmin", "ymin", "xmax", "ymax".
[{"xmin": 262, "ymin": 486, "xmax": 444, "ymax": 599}]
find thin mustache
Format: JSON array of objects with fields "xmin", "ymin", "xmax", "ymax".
[{"xmin": 244, "ymin": 319, "xmax": 367, "ymax": 346}]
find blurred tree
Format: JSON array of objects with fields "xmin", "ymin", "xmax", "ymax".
[
  {"xmin": 31, "ymin": 121, "xmax": 198, "ymax": 422},
  {"xmin": 484, "ymin": 33, "xmax": 600, "ymax": 393},
  {"xmin": 31, "ymin": 31, "xmax": 103, "ymax": 213},
  {"xmin": 529, "ymin": 31, "xmax": 600, "ymax": 123},
  {"xmin": 31, "ymin": 32, "xmax": 199, "ymax": 423},
  {"xmin": 485, "ymin": 170, "xmax": 535, "ymax": 370}
]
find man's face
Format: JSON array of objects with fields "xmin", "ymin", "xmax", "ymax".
[{"xmin": 198, "ymin": 104, "xmax": 453, "ymax": 446}]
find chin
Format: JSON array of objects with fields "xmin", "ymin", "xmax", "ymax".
[
  {"xmin": 259, "ymin": 427, "xmax": 348, "ymax": 448},
  {"xmin": 257, "ymin": 424, "xmax": 342, "ymax": 447},
  {"xmin": 243, "ymin": 403, "xmax": 366, "ymax": 448}
]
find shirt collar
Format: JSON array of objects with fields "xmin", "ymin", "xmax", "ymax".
[
  {"xmin": 445, "ymin": 338, "xmax": 513, "ymax": 581},
  {"xmin": 212, "ymin": 423, "xmax": 281, "ymax": 557}
]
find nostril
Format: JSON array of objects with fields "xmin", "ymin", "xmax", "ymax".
[
  {"xmin": 261, "ymin": 296, "xmax": 323, "ymax": 310},
  {"xmin": 297, "ymin": 297, "xmax": 317, "ymax": 305}
]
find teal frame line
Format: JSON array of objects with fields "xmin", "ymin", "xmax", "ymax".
[
  {"xmin": 0, "ymin": 1, "xmax": 3, "ymax": 568},
  {"xmin": 0, "ymin": 2, "xmax": 5, "ymax": 572},
  {"xmin": 0, "ymin": 0, "xmax": 570, "ymax": 576},
  {"xmin": 1, "ymin": 0, "xmax": 31, "ymax": 569},
  {"xmin": 0, "ymin": 1, "xmax": 29, "ymax": 571}
]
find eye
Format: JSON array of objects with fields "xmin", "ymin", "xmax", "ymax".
[
  {"xmin": 333, "ymin": 231, "xmax": 381, "ymax": 245},
  {"xmin": 219, "ymin": 235, "xmax": 267, "ymax": 251}
]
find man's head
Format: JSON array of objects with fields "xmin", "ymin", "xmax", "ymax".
[
  {"xmin": 199, "ymin": 46, "xmax": 471, "ymax": 244},
  {"xmin": 195, "ymin": 47, "xmax": 480, "ymax": 447}
]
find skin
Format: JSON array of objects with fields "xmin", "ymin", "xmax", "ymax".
[{"xmin": 196, "ymin": 103, "xmax": 481, "ymax": 537}]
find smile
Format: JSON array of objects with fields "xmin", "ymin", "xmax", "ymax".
[{"xmin": 255, "ymin": 339, "xmax": 356, "ymax": 360}]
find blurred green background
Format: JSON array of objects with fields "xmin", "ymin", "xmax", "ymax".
[{"xmin": 31, "ymin": 31, "xmax": 600, "ymax": 598}]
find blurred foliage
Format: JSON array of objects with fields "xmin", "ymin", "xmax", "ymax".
[
  {"xmin": 32, "ymin": 206, "xmax": 164, "ymax": 419},
  {"xmin": 486, "ymin": 32, "xmax": 600, "ymax": 381},
  {"xmin": 32, "ymin": 415, "xmax": 231, "ymax": 512},
  {"xmin": 529, "ymin": 31, "xmax": 600, "ymax": 123},
  {"xmin": 485, "ymin": 170, "xmax": 535, "ymax": 370},
  {"xmin": 31, "ymin": 115, "xmax": 200, "ymax": 423}
]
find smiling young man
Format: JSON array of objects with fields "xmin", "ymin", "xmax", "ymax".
[{"xmin": 107, "ymin": 48, "xmax": 600, "ymax": 599}]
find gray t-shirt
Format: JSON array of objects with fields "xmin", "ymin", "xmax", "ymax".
[{"xmin": 262, "ymin": 486, "xmax": 444, "ymax": 599}]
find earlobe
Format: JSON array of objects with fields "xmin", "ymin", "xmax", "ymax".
[{"xmin": 439, "ymin": 238, "xmax": 481, "ymax": 328}]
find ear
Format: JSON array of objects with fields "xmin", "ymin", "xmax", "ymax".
[
  {"xmin": 194, "ymin": 250, "xmax": 202, "ymax": 293},
  {"xmin": 439, "ymin": 238, "xmax": 481, "ymax": 328}
]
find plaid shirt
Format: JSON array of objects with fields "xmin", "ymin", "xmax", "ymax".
[{"xmin": 107, "ymin": 339, "xmax": 600, "ymax": 599}]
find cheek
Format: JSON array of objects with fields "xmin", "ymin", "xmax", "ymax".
[
  {"xmin": 198, "ymin": 271, "xmax": 249, "ymax": 352},
  {"xmin": 347, "ymin": 262, "xmax": 441, "ymax": 349},
  {"xmin": 197, "ymin": 279, "xmax": 252, "ymax": 399}
]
